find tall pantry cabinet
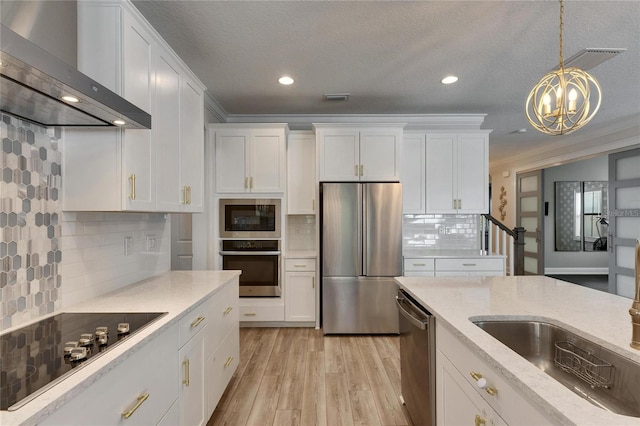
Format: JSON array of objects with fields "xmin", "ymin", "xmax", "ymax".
[{"xmin": 63, "ymin": 1, "xmax": 205, "ymax": 213}]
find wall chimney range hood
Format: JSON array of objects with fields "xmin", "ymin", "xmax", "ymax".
[{"xmin": 0, "ymin": 24, "xmax": 151, "ymax": 129}]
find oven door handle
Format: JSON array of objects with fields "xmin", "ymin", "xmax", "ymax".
[{"xmin": 219, "ymin": 251, "xmax": 282, "ymax": 256}]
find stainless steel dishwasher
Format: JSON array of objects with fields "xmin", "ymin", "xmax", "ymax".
[{"xmin": 396, "ymin": 288, "xmax": 436, "ymax": 426}]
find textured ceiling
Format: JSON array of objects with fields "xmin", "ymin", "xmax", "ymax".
[{"xmin": 132, "ymin": 1, "xmax": 640, "ymax": 167}]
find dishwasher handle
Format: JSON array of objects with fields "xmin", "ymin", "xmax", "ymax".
[{"xmin": 396, "ymin": 296, "xmax": 430, "ymax": 330}]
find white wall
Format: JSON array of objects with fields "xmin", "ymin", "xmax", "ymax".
[{"xmin": 543, "ymin": 156, "xmax": 609, "ymax": 273}]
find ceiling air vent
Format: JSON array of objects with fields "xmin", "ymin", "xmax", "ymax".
[
  {"xmin": 561, "ymin": 48, "xmax": 626, "ymax": 70},
  {"xmin": 324, "ymin": 93, "xmax": 350, "ymax": 102}
]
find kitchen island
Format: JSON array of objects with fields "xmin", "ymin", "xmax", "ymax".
[
  {"xmin": 0, "ymin": 270, "xmax": 240, "ymax": 426},
  {"xmin": 395, "ymin": 275, "xmax": 640, "ymax": 425}
]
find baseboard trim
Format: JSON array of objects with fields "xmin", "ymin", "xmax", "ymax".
[{"xmin": 544, "ymin": 267, "xmax": 609, "ymax": 275}]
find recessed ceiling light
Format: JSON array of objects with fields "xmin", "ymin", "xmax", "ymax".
[
  {"xmin": 278, "ymin": 76, "xmax": 294, "ymax": 85},
  {"xmin": 61, "ymin": 95, "xmax": 79, "ymax": 103},
  {"xmin": 441, "ymin": 75, "xmax": 459, "ymax": 85},
  {"xmin": 113, "ymin": 119, "xmax": 126, "ymax": 126}
]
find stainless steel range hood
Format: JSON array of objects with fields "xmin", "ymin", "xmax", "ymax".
[{"xmin": 0, "ymin": 24, "xmax": 151, "ymax": 129}]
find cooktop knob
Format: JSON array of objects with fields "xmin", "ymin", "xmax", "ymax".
[
  {"xmin": 95, "ymin": 330, "xmax": 108, "ymax": 346},
  {"xmin": 95, "ymin": 326, "xmax": 109, "ymax": 337},
  {"xmin": 78, "ymin": 333, "xmax": 94, "ymax": 346},
  {"xmin": 69, "ymin": 347, "xmax": 88, "ymax": 361},
  {"xmin": 117, "ymin": 323, "xmax": 130, "ymax": 334},
  {"xmin": 63, "ymin": 341, "xmax": 79, "ymax": 356}
]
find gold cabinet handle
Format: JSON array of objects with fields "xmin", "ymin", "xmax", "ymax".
[
  {"xmin": 463, "ymin": 263, "xmax": 477, "ymax": 267},
  {"xmin": 187, "ymin": 186, "xmax": 191, "ymax": 205},
  {"xmin": 470, "ymin": 371, "xmax": 483, "ymax": 381},
  {"xmin": 485, "ymin": 386, "xmax": 498, "ymax": 396},
  {"xmin": 355, "ymin": 165, "xmax": 359, "ymax": 176},
  {"xmin": 359, "ymin": 164, "xmax": 364, "ymax": 176},
  {"xmin": 470, "ymin": 371, "xmax": 497, "ymax": 396},
  {"xmin": 293, "ymin": 264, "xmax": 306, "ymax": 267},
  {"xmin": 190, "ymin": 315, "xmax": 205, "ymax": 328},
  {"xmin": 475, "ymin": 414, "xmax": 486, "ymax": 426},
  {"xmin": 122, "ymin": 393, "xmax": 149, "ymax": 419},
  {"xmin": 249, "ymin": 176, "xmax": 253, "ymax": 189},
  {"xmin": 129, "ymin": 174, "xmax": 136, "ymax": 200},
  {"xmin": 459, "ymin": 199, "xmax": 462, "ymax": 209},
  {"xmin": 223, "ymin": 306, "xmax": 233, "ymax": 315},
  {"xmin": 413, "ymin": 263, "xmax": 426, "ymax": 267},
  {"xmin": 224, "ymin": 356, "xmax": 234, "ymax": 368},
  {"xmin": 244, "ymin": 312, "xmax": 257, "ymax": 316},
  {"xmin": 181, "ymin": 186, "xmax": 187, "ymax": 204},
  {"xmin": 312, "ymin": 277, "xmax": 315, "ymax": 289},
  {"xmin": 244, "ymin": 176, "xmax": 248, "ymax": 189},
  {"xmin": 183, "ymin": 359, "xmax": 190, "ymax": 386}
]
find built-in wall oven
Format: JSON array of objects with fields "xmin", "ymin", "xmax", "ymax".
[
  {"xmin": 219, "ymin": 199, "xmax": 281, "ymax": 238},
  {"xmin": 221, "ymin": 240, "xmax": 281, "ymax": 297}
]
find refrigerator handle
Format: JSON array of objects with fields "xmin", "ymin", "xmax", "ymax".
[{"xmin": 362, "ymin": 184, "xmax": 367, "ymax": 276}]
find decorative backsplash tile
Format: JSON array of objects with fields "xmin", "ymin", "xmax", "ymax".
[
  {"xmin": 1, "ymin": 114, "xmax": 171, "ymax": 331},
  {"xmin": 1, "ymin": 114, "xmax": 62, "ymax": 329},
  {"xmin": 287, "ymin": 215, "xmax": 316, "ymax": 251},
  {"xmin": 403, "ymin": 214, "xmax": 480, "ymax": 251}
]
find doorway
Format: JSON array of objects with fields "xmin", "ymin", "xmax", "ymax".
[{"xmin": 516, "ymin": 170, "xmax": 544, "ymax": 275}]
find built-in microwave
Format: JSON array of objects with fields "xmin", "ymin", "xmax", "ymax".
[{"xmin": 219, "ymin": 199, "xmax": 281, "ymax": 238}]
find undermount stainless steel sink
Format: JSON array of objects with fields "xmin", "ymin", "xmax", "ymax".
[{"xmin": 471, "ymin": 319, "xmax": 640, "ymax": 418}]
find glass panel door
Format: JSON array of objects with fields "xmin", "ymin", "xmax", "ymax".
[{"xmin": 517, "ymin": 170, "xmax": 543, "ymax": 275}]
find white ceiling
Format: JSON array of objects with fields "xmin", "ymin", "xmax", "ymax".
[{"xmin": 132, "ymin": 1, "xmax": 640, "ymax": 167}]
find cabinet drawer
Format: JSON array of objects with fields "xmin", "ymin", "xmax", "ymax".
[
  {"xmin": 179, "ymin": 298, "xmax": 212, "ymax": 348},
  {"xmin": 41, "ymin": 324, "xmax": 179, "ymax": 426},
  {"xmin": 435, "ymin": 258, "xmax": 504, "ymax": 272},
  {"xmin": 207, "ymin": 282, "xmax": 239, "ymax": 355},
  {"xmin": 239, "ymin": 304, "xmax": 285, "ymax": 321},
  {"xmin": 285, "ymin": 258, "xmax": 316, "ymax": 271},
  {"xmin": 207, "ymin": 327, "xmax": 240, "ymax": 415},
  {"xmin": 437, "ymin": 324, "xmax": 553, "ymax": 425},
  {"xmin": 403, "ymin": 258, "xmax": 435, "ymax": 272}
]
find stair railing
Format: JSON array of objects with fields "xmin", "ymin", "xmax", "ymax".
[{"xmin": 481, "ymin": 214, "xmax": 526, "ymax": 276}]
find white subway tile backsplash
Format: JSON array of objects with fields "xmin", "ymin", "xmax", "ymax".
[{"xmin": 403, "ymin": 214, "xmax": 481, "ymax": 251}]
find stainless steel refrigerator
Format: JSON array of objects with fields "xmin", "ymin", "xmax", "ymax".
[{"xmin": 321, "ymin": 182, "xmax": 402, "ymax": 334}]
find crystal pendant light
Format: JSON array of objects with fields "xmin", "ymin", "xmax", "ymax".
[{"xmin": 525, "ymin": 0, "xmax": 602, "ymax": 135}]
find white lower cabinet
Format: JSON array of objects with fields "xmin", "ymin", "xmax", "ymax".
[
  {"xmin": 403, "ymin": 257, "xmax": 505, "ymax": 277},
  {"xmin": 179, "ymin": 326, "xmax": 207, "ymax": 426},
  {"xmin": 40, "ymin": 324, "xmax": 180, "ymax": 426},
  {"xmin": 436, "ymin": 323, "xmax": 556, "ymax": 426},
  {"xmin": 207, "ymin": 327, "xmax": 240, "ymax": 415},
  {"xmin": 284, "ymin": 258, "xmax": 316, "ymax": 322}
]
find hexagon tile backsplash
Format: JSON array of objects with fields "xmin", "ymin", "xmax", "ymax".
[{"xmin": 1, "ymin": 114, "xmax": 62, "ymax": 329}]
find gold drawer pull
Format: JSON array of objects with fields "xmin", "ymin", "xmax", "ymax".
[
  {"xmin": 470, "ymin": 371, "xmax": 497, "ymax": 396},
  {"xmin": 129, "ymin": 174, "xmax": 136, "ymax": 200},
  {"xmin": 470, "ymin": 371, "xmax": 483, "ymax": 381},
  {"xmin": 224, "ymin": 356, "xmax": 234, "ymax": 368},
  {"xmin": 190, "ymin": 315, "xmax": 205, "ymax": 328},
  {"xmin": 463, "ymin": 263, "xmax": 477, "ymax": 267},
  {"xmin": 475, "ymin": 414, "xmax": 486, "ymax": 426},
  {"xmin": 121, "ymin": 393, "xmax": 149, "ymax": 419},
  {"xmin": 183, "ymin": 359, "xmax": 190, "ymax": 386},
  {"xmin": 244, "ymin": 313, "xmax": 256, "ymax": 316},
  {"xmin": 293, "ymin": 264, "xmax": 306, "ymax": 267},
  {"xmin": 223, "ymin": 306, "xmax": 233, "ymax": 315},
  {"xmin": 485, "ymin": 386, "xmax": 498, "ymax": 396},
  {"xmin": 412, "ymin": 263, "xmax": 426, "ymax": 266}
]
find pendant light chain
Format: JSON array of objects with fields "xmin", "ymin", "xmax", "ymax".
[{"xmin": 559, "ymin": 0, "xmax": 564, "ymax": 70}]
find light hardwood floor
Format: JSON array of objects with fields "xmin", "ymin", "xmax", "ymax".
[{"xmin": 207, "ymin": 327, "xmax": 411, "ymax": 426}]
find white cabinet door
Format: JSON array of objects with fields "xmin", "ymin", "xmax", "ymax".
[
  {"xmin": 401, "ymin": 133, "xmax": 426, "ymax": 213},
  {"xmin": 215, "ymin": 129, "xmax": 250, "ymax": 193},
  {"xmin": 285, "ymin": 272, "xmax": 316, "ymax": 322},
  {"xmin": 425, "ymin": 133, "xmax": 489, "ymax": 214},
  {"xmin": 425, "ymin": 134, "xmax": 457, "ymax": 213},
  {"xmin": 154, "ymin": 53, "xmax": 182, "ymax": 212},
  {"xmin": 206, "ymin": 327, "xmax": 240, "ymax": 416},
  {"xmin": 287, "ymin": 131, "xmax": 316, "ymax": 214},
  {"xmin": 437, "ymin": 351, "xmax": 507, "ymax": 426},
  {"xmin": 456, "ymin": 133, "xmax": 489, "ymax": 213},
  {"xmin": 180, "ymin": 78, "xmax": 205, "ymax": 211},
  {"xmin": 180, "ymin": 327, "xmax": 207, "ymax": 426},
  {"xmin": 360, "ymin": 128, "xmax": 402, "ymax": 181},
  {"xmin": 316, "ymin": 128, "xmax": 360, "ymax": 181},
  {"xmin": 249, "ymin": 129, "xmax": 286, "ymax": 193}
]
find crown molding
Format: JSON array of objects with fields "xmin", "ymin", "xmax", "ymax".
[
  {"xmin": 223, "ymin": 113, "xmax": 487, "ymax": 130},
  {"xmin": 203, "ymin": 91, "xmax": 228, "ymax": 123}
]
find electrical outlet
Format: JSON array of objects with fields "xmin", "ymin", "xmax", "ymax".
[
  {"xmin": 124, "ymin": 236, "xmax": 133, "ymax": 256},
  {"xmin": 146, "ymin": 235, "xmax": 156, "ymax": 251}
]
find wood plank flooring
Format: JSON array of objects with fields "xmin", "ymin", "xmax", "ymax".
[{"xmin": 207, "ymin": 328, "xmax": 411, "ymax": 426}]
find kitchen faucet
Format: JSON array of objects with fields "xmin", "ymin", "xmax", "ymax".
[{"xmin": 630, "ymin": 238, "xmax": 640, "ymax": 350}]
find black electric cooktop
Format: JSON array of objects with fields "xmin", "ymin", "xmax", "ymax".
[{"xmin": 0, "ymin": 312, "xmax": 166, "ymax": 411}]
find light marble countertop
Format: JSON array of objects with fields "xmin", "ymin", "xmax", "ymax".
[
  {"xmin": 403, "ymin": 248, "xmax": 506, "ymax": 258},
  {"xmin": 395, "ymin": 275, "xmax": 640, "ymax": 425},
  {"xmin": 0, "ymin": 270, "xmax": 241, "ymax": 426}
]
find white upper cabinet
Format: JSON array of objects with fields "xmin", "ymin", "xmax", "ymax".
[
  {"xmin": 287, "ymin": 131, "xmax": 316, "ymax": 214},
  {"xmin": 212, "ymin": 124, "xmax": 287, "ymax": 194},
  {"xmin": 315, "ymin": 124, "xmax": 403, "ymax": 182},
  {"xmin": 401, "ymin": 131, "xmax": 490, "ymax": 214},
  {"xmin": 64, "ymin": 1, "xmax": 205, "ymax": 213}
]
